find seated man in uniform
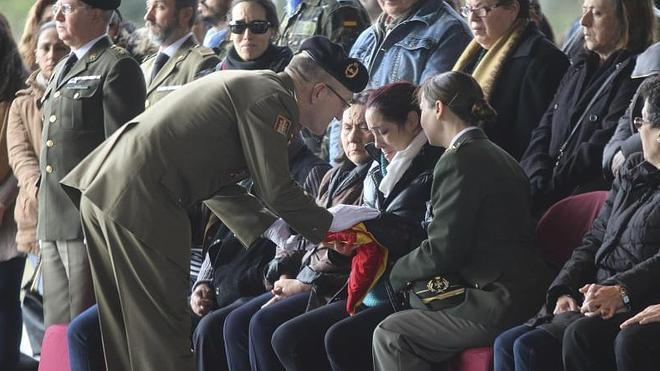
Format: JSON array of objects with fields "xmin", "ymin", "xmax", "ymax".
[{"xmin": 60, "ymin": 36, "xmax": 377, "ymax": 371}]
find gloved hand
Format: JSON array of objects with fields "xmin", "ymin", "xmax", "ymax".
[
  {"xmin": 328, "ymin": 204, "xmax": 380, "ymax": 232},
  {"xmin": 262, "ymin": 218, "xmax": 291, "ymax": 247}
]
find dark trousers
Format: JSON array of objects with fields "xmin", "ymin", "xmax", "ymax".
[
  {"xmin": 273, "ymin": 300, "xmax": 393, "ymax": 371},
  {"xmin": 0, "ymin": 256, "xmax": 26, "ymax": 370},
  {"xmin": 563, "ymin": 313, "xmax": 660, "ymax": 371},
  {"xmin": 68, "ymin": 304, "xmax": 105, "ymax": 371},
  {"xmin": 493, "ymin": 324, "xmax": 562, "ymax": 371},
  {"xmin": 223, "ymin": 292, "xmax": 309, "ymax": 371},
  {"xmin": 192, "ymin": 297, "xmax": 252, "ymax": 371}
]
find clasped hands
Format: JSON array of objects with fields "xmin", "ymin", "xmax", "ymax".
[
  {"xmin": 261, "ymin": 277, "xmax": 311, "ymax": 308},
  {"xmin": 554, "ymin": 284, "xmax": 625, "ymax": 319}
]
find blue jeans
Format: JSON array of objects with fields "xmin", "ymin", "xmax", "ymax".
[
  {"xmin": 493, "ymin": 324, "xmax": 562, "ymax": 371},
  {"xmin": 0, "ymin": 256, "xmax": 26, "ymax": 370},
  {"xmin": 223, "ymin": 292, "xmax": 309, "ymax": 371},
  {"xmin": 68, "ymin": 304, "xmax": 105, "ymax": 371},
  {"xmin": 273, "ymin": 300, "xmax": 393, "ymax": 371},
  {"xmin": 192, "ymin": 297, "xmax": 252, "ymax": 371}
]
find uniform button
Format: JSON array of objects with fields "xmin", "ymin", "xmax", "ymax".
[
  {"xmin": 49, "ymin": 115, "xmax": 56, "ymax": 123},
  {"xmin": 46, "ymin": 139, "xmax": 54, "ymax": 147},
  {"xmin": 73, "ymin": 92, "xmax": 80, "ymax": 99},
  {"xmin": 54, "ymin": 91, "xmax": 61, "ymax": 98},
  {"xmin": 45, "ymin": 165, "xmax": 53, "ymax": 174},
  {"xmin": 145, "ymin": 100, "xmax": 150, "ymax": 108}
]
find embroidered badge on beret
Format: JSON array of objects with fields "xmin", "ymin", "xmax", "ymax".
[{"xmin": 345, "ymin": 62, "xmax": 359, "ymax": 79}]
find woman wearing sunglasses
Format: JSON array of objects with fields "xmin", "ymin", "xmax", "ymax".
[{"xmin": 217, "ymin": 0, "xmax": 292, "ymax": 72}]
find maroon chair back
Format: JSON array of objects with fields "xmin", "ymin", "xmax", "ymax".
[{"xmin": 536, "ymin": 191, "xmax": 608, "ymax": 269}]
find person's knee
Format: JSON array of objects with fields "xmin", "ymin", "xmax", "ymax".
[
  {"xmin": 615, "ymin": 326, "xmax": 640, "ymax": 356},
  {"xmin": 68, "ymin": 311, "xmax": 95, "ymax": 344},
  {"xmin": 271, "ymin": 322, "xmax": 294, "ymax": 358},
  {"xmin": 195, "ymin": 312, "xmax": 222, "ymax": 343},
  {"xmin": 249, "ymin": 308, "xmax": 275, "ymax": 341},
  {"xmin": 224, "ymin": 306, "xmax": 251, "ymax": 337},
  {"xmin": 68, "ymin": 318, "xmax": 84, "ymax": 345},
  {"xmin": 494, "ymin": 329, "xmax": 516, "ymax": 355},
  {"xmin": 372, "ymin": 322, "xmax": 392, "ymax": 350}
]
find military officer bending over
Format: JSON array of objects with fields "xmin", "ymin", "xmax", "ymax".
[
  {"xmin": 39, "ymin": 0, "xmax": 146, "ymax": 328},
  {"xmin": 61, "ymin": 36, "xmax": 377, "ymax": 371}
]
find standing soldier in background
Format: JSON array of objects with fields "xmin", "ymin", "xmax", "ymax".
[
  {"xmin": 142, "ymin": 0, "xmax": 219, "ymax": 109},
  {"xmin": 39, "ymin": 0, "xmax": 146, "ymax": 327},
  {"xmin": 278, "ymin": 0, "xmax": 370, "ymax": 159},
  {"xmin": 277, "ymin": 0, "xmax": 370, "ymax": 53}
]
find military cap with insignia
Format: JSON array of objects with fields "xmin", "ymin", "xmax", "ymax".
[
  {"xmin": 298, "ymin": 36, "xmax": 368, "ymax": 93},
  {"xmin": 80, "ymin": 0, "xmax": 121, "ymax": 10}
]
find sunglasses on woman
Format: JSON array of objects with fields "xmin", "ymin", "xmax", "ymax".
[{"xmin": 229, "ymin": 20, "xmax": 271, "ymax": 34}]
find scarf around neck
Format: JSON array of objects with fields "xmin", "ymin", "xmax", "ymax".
[
  {"xmin": 379, "ymin": 130, "xmax": 428, "ymax": 198},
  {"xmin": 221, "ymin": 44, "xmax": 293, "ymax": 72},
  {"xmin": 452, "ymin": 18, "xmax": 529, "ymax": 99}
]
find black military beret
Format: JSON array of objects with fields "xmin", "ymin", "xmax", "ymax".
[
  {"xmin": 299, "ymin": 36, "xmax": 369, "ymax": 93},
  {"xmin": 80, "ymin": 0, "xmax": 120, "ymax": 10}
]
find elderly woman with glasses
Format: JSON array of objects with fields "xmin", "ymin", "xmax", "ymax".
[
  {"xmin": 453, "ymin": 0, "xmax": 569, "ymax": 160},
  {"xmin": 216, "ymin": 0, "xmax": 292, "ymax": 72},
  {"xmin": 520, "ymin": 0, "xmax": 656, "ymax": 215},
  {"xmin": 495, "ymin": 75, "xmax": 660, "ymax": 371}
]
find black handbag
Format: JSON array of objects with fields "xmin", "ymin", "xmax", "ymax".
[
  {"xmin": 21, "ymin": 259, "xmax": 45, "ymax": 356},
  {"xmin": 406, "ymin": 275, "xmax": 466, "ymax": 311}
]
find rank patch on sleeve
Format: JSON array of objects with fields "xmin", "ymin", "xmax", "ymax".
[{"xmin": 273, "ymin": 114, "xmax": 292, "ymax": 136}]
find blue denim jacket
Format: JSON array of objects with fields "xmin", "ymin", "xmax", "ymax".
[
  {"xmin": 329, "ymin": 0, "xmax": 471, "ymax": 164},
  {"xmin": 350, "ymin": 0, "xmax": 471, "ymax": 88}
]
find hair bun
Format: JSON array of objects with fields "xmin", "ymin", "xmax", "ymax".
[{"xmin": 471, "ymin": 98, "xmax": 496, "ymax": 122}]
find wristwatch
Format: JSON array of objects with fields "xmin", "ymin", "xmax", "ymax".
[{"xmin": 618, "ymin": 285, "xmax": 631, "ymax": 309}]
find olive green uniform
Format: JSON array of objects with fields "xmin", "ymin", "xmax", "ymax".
[
  {"xmin": 141, "ymin": 35, "xmax": 219, "ymax": 109},
  {"xmin": 61, "ymin": 70, "xmax": 332, "ymax": 371},
  {"xmin": 277, "ymin": 0, "xmax": 370, "ymax": 53},
  {"xmin": 39, "ymin": 36, "xmax": 146, "ymax": 326}
]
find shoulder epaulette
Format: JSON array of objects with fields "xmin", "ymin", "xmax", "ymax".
[{"xmin": 110, "ymin": 44, "xmax": 129, "ymax": 56}]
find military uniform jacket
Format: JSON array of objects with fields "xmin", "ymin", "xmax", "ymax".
[
  {"xmin": 390, "ymin": 129, "xmax": 553, "ymax": 329},
  {"xmin": 39, "ymin": 37, "xmax": 146, "ymax": 240},
  {"xmin": 61, "ymin": 71, "xmax": 332, "ymax": 267},
  {"xmin": 141, "ymin": 35, "xmax": 219, "ymax": 109},
  {"xmin": 277, "ymin": 0, "xmax": 370, "ymax": 53}
]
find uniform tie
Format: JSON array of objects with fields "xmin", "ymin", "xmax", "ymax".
[
  {"xmin": 58, "ymin": 53, "xmax": 78, "ymax": 85},
  {"xmin": 151, "ymin": 53, "xmax": 170, "ymax": 81}
]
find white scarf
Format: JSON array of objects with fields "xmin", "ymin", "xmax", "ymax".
[{"xmin": 379, "ymin": 130, "xmax": 428, "ymax": 198}]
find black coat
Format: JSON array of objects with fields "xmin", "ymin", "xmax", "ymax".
[
  {"xmin": 521, "ymin": 50, "xmax": 641, "ymax": 213},
  {"xmin": 545, "ymin": 153, "xmax": 660, "ymax": 313},
  {"xmin": 205, "ymin": 140, "xmax": 330, "ymax": 308},
  {"xmin": 482, "ymin": 24, "xmax": 569, "ymax": 160}
]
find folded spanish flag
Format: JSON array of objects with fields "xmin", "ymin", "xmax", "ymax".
[{"xmin": 324, "ymin": 223, "xmax": 388, "ymax": 315}]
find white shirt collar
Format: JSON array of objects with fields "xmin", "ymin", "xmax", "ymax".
[
  {"xmin": 448, "ymin": 126, "xmax": 480, "ymax": 149},
  {"xmin": 71, "ymin": 34, "xmax": 108, "ymax": 60},
  {"xmin": 160, "ymin": 33, "xmax": 193, "ymax": 58}
]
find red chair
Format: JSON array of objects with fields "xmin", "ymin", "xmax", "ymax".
[
  {"xmin": 38, "ymin": 324, "xmax": 70, "ymax": 371},
  {"xmin": 535, "ymin": 191, "xmax": 608, "ymax": 269},
  {"xmin": 447, "ymin": 191, "xmax": 609, "ymax": 371}
]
